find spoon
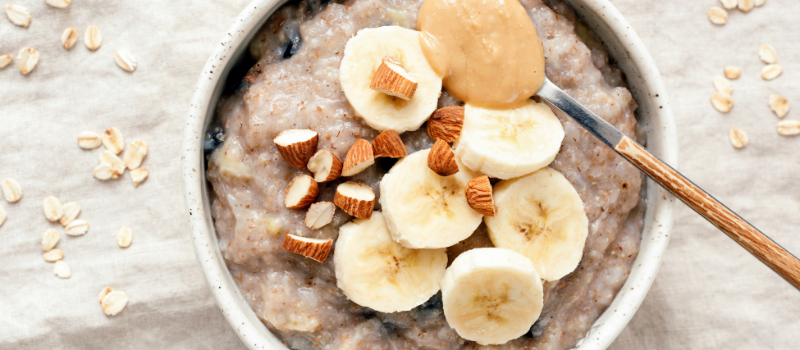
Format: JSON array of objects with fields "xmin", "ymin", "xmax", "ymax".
[{"xmin": 536, "ymin": 77, "xmax": 800, "ymax": 290}]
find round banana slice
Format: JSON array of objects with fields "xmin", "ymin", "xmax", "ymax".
[
  {"xmin": 485, "ymin": 167, "xmax": 588, "ymax": 281},
  {"xmin": 340, "ymin": 26, "xmax": 442, "ymax": 133},
  {"xmin": 379, "ymin": 149, "xmax": 483, "ymax": 249},
  {"xmin": 334, "ymin": 212, "xmax": 447, "ymax": 313},
  {"xmin": 455, "ymin": 100, "xmax": 564, "ymax": 179},
  {"xmin": 441, "ymin": 248, "xmax": 544, "ymax": 345}
]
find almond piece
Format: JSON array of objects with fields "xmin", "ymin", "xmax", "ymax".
[
  {"xmin": 307, "ymin": 149, "xmax": 342, "ymax": 182},
  {"xmin": 282, "ymin": 234, "xmax": 333, "ymax": 263},
  {"xmin": 371, "ymin": 130, "xmax": 407, "ymax": 158},
  {"xmin": 465, "ymin": 176, "xmax": 495, "ymax": 216},
  {"xmin": 429, "ymin": 108, "xmax": 464, "ymax": 143},
  {"xmin": 284, "ymin": 174, "xmax": 319, "ymax": 209},
  {"xmin": 274, "ymin": 129, "xmax": 319, "ymax": 169},
  {"xmin": 334, "ymin": 182, "xmax": 375, "ymax": 219},
  {"xmin": 342, "ymin": 139, "xmax": 375, "ymax": 177},
  {"xmin": 305, "ymin": 201, "xmax": 335, "ymax": 230},
  {"xmin": 369, "ymin": 58, "xmax": 418, "ymax": 100},
  {"xmin": 427, "ymin": 139, "xmax": 459, "ymax": 176}
]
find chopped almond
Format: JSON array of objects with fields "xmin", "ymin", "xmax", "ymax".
[
  {"xmin": 427, "ymin": 140, "xmax": 459, "ymax": 176},
  {"xmin": 284, "ymin": 175, "xmax": 319, "ymax": 209},
  {"xmin": 427, "ymin": 106, "xmax": 464, "ymax": 142},
  {"xmin": 342, "ymin": 139, "xmax": 375, "ymax": 177},
  {"xmin": 305, "ymin": 201, "xmax": 335, "ymax": 229},
  {"xmin": 274, "ymin": 129, "xmax": 319, "ymax": 169},
  {"xmin": 465, "ymin": 176, "xmax": 495, "ymax": 216},
  {"xmin": 282, "ymin": 234, "xmax": 333, "ymax": 263},
  {"xmin": 369, "ymin": 59, "xmax": 418, "ymax": 100},
  {"xmin": 334, "ymin": 182, "xmax": 375, "ymax": 219},
  {"xmin": 307, "ymin": 149, "xmax": 343, "ymax": 182},
  {"xmin": 371, "ymin": 130, "xmax": 408, "ymax": 158}
]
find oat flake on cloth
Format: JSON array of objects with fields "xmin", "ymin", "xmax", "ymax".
[{"xmin": 0, "ymin": 0, "xmax": 798, "ymax": 349}]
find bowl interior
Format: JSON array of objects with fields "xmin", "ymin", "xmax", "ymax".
[{"xmin": 182, "ymin": 0, "xmax": 677, "ymax": 349}]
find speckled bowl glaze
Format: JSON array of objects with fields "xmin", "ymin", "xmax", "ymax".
[{"xmin": 182, "ymin": 0, "xmax": 677, "ymax": 348}]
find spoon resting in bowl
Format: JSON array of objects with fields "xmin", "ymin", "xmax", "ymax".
[{"xmin": 536, "ymin": 77, "xmax": 800, "ymax": 290}]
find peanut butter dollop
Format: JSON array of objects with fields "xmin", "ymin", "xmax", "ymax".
[{"xmin": 417, "ymin": 0, "xmax": 545, "ymax": 109}]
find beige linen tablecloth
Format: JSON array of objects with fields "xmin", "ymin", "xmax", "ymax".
[{"xmin": 0, "ymin": 0, "xmax": 798, "ymax": 349}]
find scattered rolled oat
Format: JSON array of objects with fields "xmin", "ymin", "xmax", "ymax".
[
  {"xmin": 708, "ymin": 7, "xmax": 727, "ymax": 25},
  {"xmin": 711, "ymin": 92, "xmax": 734, "ymax": 113},
  {"xmin": 98, "ymin": 287, "xmax": 114, "ymax": 302},
  {"xmin": 60, "ymin": 202, "xmax": 81, "ymax": 226},
  {"xmin": 738, "ymin": 0, "xmax": 754, "ymax": 12},
  {"xmin": 93, "ymin": 163, "xmax": 114, "ymax": 180},
  {"xmin": 42, "ymin": 229, "xmax": 60, "ymax": 251},
  {"xmin": 729, "ymin": 129, "xmax": 748, "ymax": 149},
  {"xmin": 114, "ymin": 48, "xmax": 137, "ymax": 72},
  {"xmin": 78, "ymin": 131, "xmax": 102, "ymax": 149},
  {"xmin": 130, "ymin": 168, "xmax": 149, "ymax": 186},
  {"xmin": 762, "ymin": 64, "xmax": 782, "ymax": 80},
  {"xmin": 724, "ymin": 66, "xmax": 741, "ymax": 79},
  {"xmin": 769, "ymin": 94, "xmax": 789, "ymax": 118},
  {"xmin": 5, "ymin": 4, "xmax": 30, "ymax": 27},
  {"xmin": 54, "ymin": 260, "xmax": 71, "ymax": 279},
  {"xmin": 2, "ymin": 179, "xmax": 22, "ymax": 203},
  {"xmin": 720, "ymin": 0, "xmax": 737, "ymax": 9},
  {"xmin": 61, "ymin": 27, "xmax": 78, "ymax": 49},
  {"xmin": 43, "ymin": 196, "xmax": 64, "ymax": 222},
  {"xmin": 84, "ymin": 25, "xmax": 102, "ymax": 51},
  {"xmin": 755, "ymin": 0, "xmax": 765, "ymax": 6},
  {"xmin": 122, "ymin": 140, "xmax": 148, "ymax": 169},
  {"xmin": 713, "ymin": 77, "xmax": 733, "ymax": 95},
  {"xmin": 102, "ymin": 127, "xmax": 124, "ymax": 154},
  {"xmin": 100, "ymin": 150, "xmax": 125, "ymax": 178},
  {"xmin": 0, "ymin": 54, "xmax": 12, "ymax": 69},
  {"xmin": 65, "ymin": 219, "xmax": 89, "ymax": 236},
  {"xmin": 16, "ymin": 47, "xmax": 39, "ymax": 75},
  {"xmin": 45, "ymin": 0, "xmax": 71, "ymax": 8},
  {"xmin": 0, "ymin": 206, "xmax": 6, "ymax": 227},
  {"xmin": 43, "ymin": 249, "xmax": 64, "ymax": 262},
  {"xmin": 758, "ymin": 44, "xmax": 777, "ymax": 64},
  {"xmin": 776, "ymin": 120, "xmax": 800, "ymax": 136},
  {"xmin": 117, "ymin": 227, "xmax": 132, "ymax": 248},
  {"xmin": 101, "ymin": 290, "xmax": 129, "ymax": 316}
]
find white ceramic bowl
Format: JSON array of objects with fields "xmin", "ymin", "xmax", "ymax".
[{"xmin": 182, "ymin": 0, "xmax": 677, "ymax": 348}]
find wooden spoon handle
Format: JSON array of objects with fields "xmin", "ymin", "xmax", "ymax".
[{"xmin": 615, "ymin": 136, "xmax": 800, "ymax": 289}]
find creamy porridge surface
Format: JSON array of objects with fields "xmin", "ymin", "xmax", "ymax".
[{"xmin": 206, "ymin": 0, "xmax": 645, "ymax": 348}]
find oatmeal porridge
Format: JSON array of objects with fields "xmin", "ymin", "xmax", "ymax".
[{"xmin": 206, "ymin": 0, "xmax": 645, "ymax": 348}]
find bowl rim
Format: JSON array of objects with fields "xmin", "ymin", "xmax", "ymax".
[{"xmin": 181, "ymin": 0, "xmax": 677, "ymax": 349}]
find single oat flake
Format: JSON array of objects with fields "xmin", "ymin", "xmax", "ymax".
[
  {"xmin": 738, "ymin": 0, "xmax": 754, "ymax": 12},
  {"xmin": 65, "ymin": 219, "xmax": 89, "ymax": 236},
  {"xmin": 6, "ymin": 4, "xmax": 31, "ymax": 27},
  {"xmin": 101, "ymin": 290, "xmax": 129, "ymax": 316},
  {"xmin": 130, "ymin": 168, "xmax": 149, "ymax": 186},
  {"xmin": 2, "ymin": 179, "xmax": 22, "ymax": 203},
  {"xmin": 43, "ymin": 196, "xmax": 65, "ymax": 222},
  {"xmin": 122, "ymin": 140, "xmax": 148, "ymax": 169},
  {"xmin": 60, "ymin": 202, "xmax": 81, "ymax": 226},
  {"xmin": 720, "ymin": 0, "xmax": 737, "ymax": 9},
  {"xmin": 43, "ymin": 249, "xmax": 64, "ymax": 262},
  {"xmin": 54, "ymin": 260, "xmax": 71, "ymax": 279},
  {"xmin": 708, "ymin": 7, "xmax": 727, "ymax": 25},
  {"xmin": 84, "ymin": 25, "xmax": 102, "ymax": 51},
  {"xmin": 755, "ymin": 0, "xmax": 765, "ymax": 6},
  {"xmin": 762, "ymin": 64, "xmax": 782, "ymax": 80},
  {"xmin": 0, "ymin": 54, "xmax": 12, "ymax": 69},
  {"xmin": 78, "ymin": 131, "xmax": 102, "ymax": 149},
  {"xmin": 0, "ymin": 206, "xmax": 6, "ymax": 227},
  {"xmin": 93, "ymin": 163, "xmax": 114, "ymax": 180},
  {"xmin": 45, "ymin": 0, "xmax": 71, "ymax": 8},
  {"xmin": 713, "ymin": 77, "xmax": 732, "ymax": 95},
  {"xmin": 100, "ymin": 150, "xmax": 126, "ymax": 178},
  {"xmin": 42, "ymin": 229, "xmax": 60, "ymax": 252},
  {"xmin": 114, "ymin": 48, "xmax": 137, "ymax": 72},
  {"xmin": 61, "ymin": 27, "xmax": 78, "ymax": 49},
  {"xmin": 102, "ymin": 127, "xmax": 124, "ymax": 154},
  {"xmin": 724, "ymin": 66, "xmax": 741, "ymax": 79},
  {"xmin": 759, "ymin": 44, "xmax": 777, "ymax": 64},
  {"xmin": 769, "ymin": 94, "xmax": 789, "ymax": 118},
  {"xmin": 16, "ymin": 47, "xmax": 39, "ymax": 75},
  {"xmin": 98, "ymin": 287, "xmax": 114, "ymax": 302},
  {"xmin": 117, "ymin": 227, "xmax": 132, "ymax": 248},
  {"xmin": 711, "ymin": 92, "xmax": 734, "ymax": 113},
  {"xmin": 729, "ymin": 129, "xmax": 748, "ymax": 149},
  {"xmin": 777, "ymin": 120, "xmax": 800, "ymax": 136}
]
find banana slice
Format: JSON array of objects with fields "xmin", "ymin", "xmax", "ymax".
[
  {"xmin": 455, "ymin": 100, "xmax": 564, "ymax": 179},
  {"xmin": 334, "ymin": 212, "xmax": 447, "ymax": 313},
  {"xmin": 441, "ymin": 248, "xmax": 543, "ymax": 345},
  {"xmin": 379, "ymin": 149, "xmax": 483, "ymax": 249},
  {"xmin": 340, "ymin": 26, "xmax": 442, "ymax": 133},
  {"xmin": 485, "ymin": 167, "xmax": 588, "ymax": 281}
]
